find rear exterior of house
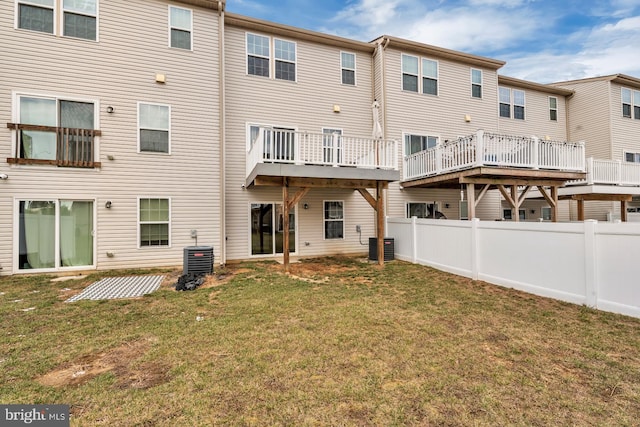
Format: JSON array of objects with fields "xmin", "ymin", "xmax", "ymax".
[
  {"xmin": 0, "ymin": 0, "xmax": 223, "ymax": 275},
  {"xmin": 223, "ymin": 14, "xmax": 394, "ymax": 261},
  {"xmin": 554, "ymin": 75, "xmax": 640, "ymax": 221}
]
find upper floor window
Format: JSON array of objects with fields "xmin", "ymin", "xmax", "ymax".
[
  {"xmin": 404, "ymin": 133, "xmax": 438, "ymax": 156},
  {"xmin": 169, "ymin": 6, "xmax": 192, "ymax": 50},
  {"xmin": 246, "ymin": 33, "xmax": 296, "ymax": 81},
  {"xmin": 625, "ymin": 152, "xmax": 640, "ymax": 163},
  {"xmin": 471, "ymin": 69, "xmax": 482, "ymax": 98},
  {"xmin": 8, "ymin": 95, "xmax": 98, "ymax": 167},
  {"xmin": 401, "ymin": 54, "xmax": 438, "ymax": 95},
  {"xmin": 341, "ymin": 52, "xmax": 356, "ymax": 85},
  {"xmin": 18, "ymin": 0, "xmax": 54, "ymax": 34},
  {"xmin": 138, "ymin": 103, "xmax": 170, "ymax": 154},
  {"xmin": 275, "ymin": 39, "xmax": 296, "ymax": 81},
  {"xmin": 622, "ymin": 87, "xmax": 640, "ymax": 119},
  {"xmin": 17, "ymin": 0, "xmax": 98, "ymax": 41},
  {"xmin": 549, "ymin": 97, "xmax": 558, "ymax": 121},
  {"xmin": 499, "ymin": 87, "xmax": 525, "ymax": 120}
]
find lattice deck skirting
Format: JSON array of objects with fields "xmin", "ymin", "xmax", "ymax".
[{"xmin": 66, "ymin": 275, "xmax": 165, "ymax": 302}]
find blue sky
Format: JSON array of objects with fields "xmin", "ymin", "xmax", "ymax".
[{"xmin": 227, "ymin": 0, "xmax": 640, "ymax": 83}]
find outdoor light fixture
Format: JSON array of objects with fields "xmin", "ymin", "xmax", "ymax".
[
  {"xmin": 445, "ymin": 203, "xmax": 450, "ymax": 209},
  {"xmin": 106, "ymin": 106, "xmax": 114, "ymax": 113},
  {"xmin": 105, "ymin": 201, "xmax": 112, "ymax": 209},
  {"xmin": 303, "ymin": 203, "xmax": 309, "ymax": 209}
]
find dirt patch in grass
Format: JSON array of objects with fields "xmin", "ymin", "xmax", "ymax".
[{"xmin": 36, "ymin": 337, "xmax": 168, "ymax": 389}]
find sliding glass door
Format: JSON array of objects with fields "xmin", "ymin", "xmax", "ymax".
[
  {"xmin": 251, "ymin": 203, "xmax": 295, "ymax": 256},
  {"xmin": 18, "ymin": 200, "xmax": 94, "ymax": 270}
]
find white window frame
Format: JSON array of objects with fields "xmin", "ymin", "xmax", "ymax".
[
  {"xmin": 402, "ymin": 132, "xmax": 439, "ymax": 157},
  {"xmin": 61, "ymin": 0, "xmax": 98, "ymax": 41},
  {"xmin": 340, "ymin": 51, "xmax": 356, "ymax": 86},
  {"xmin": 323, "ymin": 200, "xmax": 344, "ymax": 240},
  {"xmin": 137, "ymin": 102, "xmax": 171, "ymax": 154},
  {"xmin": 274, "ymin": 38, "xmax": 297, "ymax": 82},
  {"xmin": 421, "ymin": 58, "xmax": 438, "ymax": 96},
  {"xmin": 246, "ymin": 33, "xmax": 297, "ymax": 82},
  {"xmin": 248, "ymin": 202, "xmax": 298, "ymax": 257},
  {"xmin": 12, "ymin": 91, "xmax": 100, "ymax": 162},
  {"xmin": 15, "ymin": 0, "xmax": 56, "ymax": 34},
  {"xmin": 622, "ymin": 87, "xmax": 632, "ymax": 118},
  {"xmin": 634, "ymin": 90, "xmax": 640, "ymax": 120},
  {"xmin": 499, "ymin": 87, "xmax": 511, "ymax": 118},
  {"xmin": 624, "ymin": 151, "xmax": 640, "ymax": 163},
  {"xmin": 13, "ymin": 198, "xmax": 97, "ymax": 273},
  {"xmin": 406, "ymin": 202, "xmax": 440, "ymax": 219},
  {"xmin": 401, "ymin": 54, "xmax": 438, "ymax": 96},
  {"xmin": 541, "ymin": 207, "xmax": 552, "ymax": 221},
  {"xmin": 513, "ymin": 89, "xmax": 525, "ymax": 120},
  {"xmin": 138, "ymin": 197, "xmax": 172, "ymax": 249},
  {"xmin": 549, "ymin": 96, "xmax": 558, "ymax": 121},
  {"xmin": 168, "ymin": 5, "xmax": 193, "ymax": 51},
  {"xmin": 471, "ymin": 68, "xmax": 482, "ymax": 99}
]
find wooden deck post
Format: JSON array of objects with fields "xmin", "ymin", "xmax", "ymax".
[
  {"xmin": 551, "ymin": 186, "xmax": 559, "ymax": 222},
  {"xmin": 621, "ymin": 200, "xmax": 628, "ymax": 222},
  {"xmin": 376, "ymin": 181, "xmax": 385, "ymax": 266},
  {"xmin": 282, "ymin": 178, "xmax": 290, "ymax": 273},
  {"xmin": 512, "ymin": 185, "xmax": 520, "ymax": 222},
  {"xmin": 577, "ymin": 199, "xmax": 585, "ymax": 221},
  {"xmin": 467, "ymin": 183, "xmax": 476, "ymax": 220}
]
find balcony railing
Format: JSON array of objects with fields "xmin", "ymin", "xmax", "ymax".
[
  {"xmin": 567, "ymin": 158, "xmax": 640, "ymax": 187},
  {"xmin": 403, "ymin": 130, "xmax": 586, "ymax": 181},
  {"xmin": 247, "ymin": 127, "xmax": 398, "ymax": 177},
  {"xmin": 6, "ymin": 123, "xmax": 101, "ymax": 168}
]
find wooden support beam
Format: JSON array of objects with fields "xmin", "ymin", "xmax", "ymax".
[
  {"xmin": 467, "ymin": 183, "xmax": 476, "ymax": 219},
  {"xmin": 287, "ymin": 187, "xmax": 310, "ymax": 210},
  {"xmin": 254, "ymin": 176, "xmax": 388, "ymax": 189},
  {"xmin": 536, "ymin": 186, "xmax": 556, "ymax": 208},
  {"xmin": 460, "ymin": 177, "xmax": 571, "ymax": 187},
  {"xmin": 497, "ymin": 185, "xmax": 515, "ymax": 209},
  {"xmin": 511, "ymin": 185, "xmax": 520, "ymax": 222},
  {"xmin": 356, "ymin": 188, "xmax": 377, "ymax": 210},
  {"xmin": 476, "ymin": 184, "xmax": 491, "ymax": 206},
  {"xmin": 621, "ymin": 201, "xmax": 628, "ymax": 222},
  {"xmin": 376, "ymin": 181, "xmax": 385, "ymax": 266},
  {"xmin": 559, "ymin": 194, "xmax": 633, "ymax": 202},
  {"xmin": 577, "ymin": 199, "xmax": 585, "ymax": 221},
  {"xmin": 282, "ymin": 179, "xmax": 290, "ymax": 273},
  {"xmin": 551, "ymin": 186, "xmax": 559, "ymax": 222},
  {"xmin": 517, "ymin": 186, "xmax": 532, "ymax": 206}
]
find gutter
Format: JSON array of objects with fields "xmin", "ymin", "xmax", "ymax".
[{"xmin": 218, "ymin": 0, "xmax": 226, "ymax": 265}]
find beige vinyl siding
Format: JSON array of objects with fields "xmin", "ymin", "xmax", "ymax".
[
  {"xmin": 224, "ymin": 25, "xmax": 377, "ymax": 261},
  {"xmin": 0, "ymin": 0, "xmax": 221, "ymax": 274},
  {"xmin": 497, "ymin": 88, "xmax": 568, "ymax": 141},
  {"xmin": 609, "ymin": 82, "xmax": 640, "ymax": 162},
  {"xmin": 557, "ymin": 80, "xmax": 611, "ymax": 159},
  {"xmin": 383, "ymin": 47, "xmax": 501, "ymax": 220}
]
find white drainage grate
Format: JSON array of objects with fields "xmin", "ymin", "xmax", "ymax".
[{"xmin": 66, "ymin": 275, "xmax": 165, "ymax": 302}]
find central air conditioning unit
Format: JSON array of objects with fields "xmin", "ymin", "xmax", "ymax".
[{"xmin": 183, "ymin": 246, "xmax": 214, "ymax": 275}]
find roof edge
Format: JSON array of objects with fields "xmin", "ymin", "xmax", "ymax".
[
  {"xmin": 225, "ymin": 13, "xmax": 376, "ymax": 53},
  {"xmin": 175, "ymin": 0, "xmax": 224, "ymax": 10},
  {"xmin": 376, "ymin": 35, "xmax": 505, "ymax": 70},
  {"xmin": 552, "ymin": 73, "xmax": 640, "ymax": 89},
  {"xmin": 499, "ymin": 75, "xmax": 574, "ymax": 96}
]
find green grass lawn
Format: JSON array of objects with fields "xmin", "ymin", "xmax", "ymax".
[{"xmin": 1, "ymin": 257, "xmax": 639, "ymax": 426}]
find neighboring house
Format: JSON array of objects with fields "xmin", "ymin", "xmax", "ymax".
[
  {"xmin": 0, "ymin": 1, "xmax": 636, "ymax": 275},
  {"xmin": 0, "ymin": 0, "xmax": 224, "ymax": 275},
  {"xmin": 551, "ymin": 75, "xmax": 640, "ymax": 221}
]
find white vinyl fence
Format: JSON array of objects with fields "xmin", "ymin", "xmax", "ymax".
[{"xmin": 387, "ymin": 217, "xmax": 640, "ymax": 319}]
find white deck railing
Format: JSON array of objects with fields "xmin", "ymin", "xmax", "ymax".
[
  {"xmin": 247, "ymin": 128, "xmax": 398, "ymax": 177},
  {"xmin": 403, "ymin": 130, "xmax": 586, "ymax": 181},
  {"xmin": 567, "ymin": 158, "xmax": 640, "ymax": 186}
]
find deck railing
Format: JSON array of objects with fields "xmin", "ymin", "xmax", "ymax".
[
  {"xmin": 6, "ymin": 123, "xmax": 101, "ymax": 168},
  {"xmin": 247, "ymin": 127, "xmax": 398, "ymax": 177},
  {"xmin": 567, "ymin": 158, "xmax": 640, "ymax": 186},
  {"xmin": 403, "ymin": 130, "xmax": 586, "ymax": 181}
]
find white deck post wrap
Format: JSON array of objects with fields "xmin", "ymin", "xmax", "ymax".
[
  {"xmin": 470, "ymin": 218, "xmax": 480, "ymax": 280},
  {"xmin": 584, "ymin": 220, "xmax": 598, "ymax": 308},
  {"xmin": 411, "ymin": 216, "xmax": 417, "ymax": 263},
  {"xmin": 586, "ymin": 157, "xmax": 594, "ymax": 185},
  {"xmin": 532, "ymin": 136, "xmax": 539, "ymax": 169},
  {"xmin": 475, "ymin": 130, "xmax": 484, "ymax": 167}
]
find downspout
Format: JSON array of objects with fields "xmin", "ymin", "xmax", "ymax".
[{"xmin": 218, "ymin": 1, "xmax": 226, "ymax": 265}]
